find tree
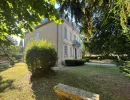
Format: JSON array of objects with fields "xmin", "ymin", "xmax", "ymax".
[
  {"xmin": 0, "ymin": 0, "xmax": 62, "ymax": 42},
  {"xmin": 0, "ymin": 36, "xmax": 18, "ymax": 65},
  {"xmin": 0, "ymin": 0, "xmax": 129, "ymax": 43},
  {"xmin": 57, "ymin": 0, "xmax": 130, "ymax": 39},
  {"xmin": 83, "ymin": 10, "xmax": 130, "ymax": 59},
  {"xmin": 81, "ymin": 43, "xmax": 87, "ymax": 58}
]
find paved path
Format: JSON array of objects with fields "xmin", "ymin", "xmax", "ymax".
[{"xmin": 85, "ymin": 62, "xmax": 116, "ymax": 67}]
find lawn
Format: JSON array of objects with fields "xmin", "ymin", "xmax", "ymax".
[{"xmin": 0, "ymin": 63, "xmax": 130, "ymax": 100}]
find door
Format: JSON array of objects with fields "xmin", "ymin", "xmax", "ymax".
[{"xmin": 75, "ymin": 48, "xmax": 77, "ymax": 59}]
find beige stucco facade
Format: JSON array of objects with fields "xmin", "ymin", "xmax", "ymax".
[{"xmin": 24, "ymin": 19, "xmax": 82, "ymax": 66}]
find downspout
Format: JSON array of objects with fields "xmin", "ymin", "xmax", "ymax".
[
  {"xmin": 57, "ymin": 24, "xmax": 58, "ymax": 65},
  {"xmin": 61, "ymin": 25, "xmax": 63, "ymax": 64}
]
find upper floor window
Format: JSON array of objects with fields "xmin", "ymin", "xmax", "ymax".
[
  {"xmin": 70, "ymin": 32, "xmax": 72, "ymax": 41},
  {"xmin": 74, "ymin": 35, "xmax": 76, "ymax": 40},
  {"xmin": 77, "ymin": 37, "xmax": 79, "ymax": 42},
  {"xmin": 36, "ymin": 33, "xmax": 39, "ymax": 40},
  {"xmin": 64, "ymin": 27, "xmax": 67, "ymax": 39},
  {"xmin": 64, "ymin": 45, "xmax": 68, "ymax": 57}
]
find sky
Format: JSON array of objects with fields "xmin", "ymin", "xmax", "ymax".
[
  {"xmin": 55, "ymin": 3, "xmax": 60, "ymax": 8},
  {"xmin": 12, "ymin": 35, "xmax": 21, "ymax": 46}
]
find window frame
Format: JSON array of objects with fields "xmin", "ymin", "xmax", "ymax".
[
  {"xmin": 64, "ymin": 27, "xmax": 67, "ymax": 39},
  {"xmin": 70, "ymin": 32, "xmax": 72, "ymax": 41},
  {"xmin": 70, "ymin": 47, "xmax": 72, "ymax": 57},
  {"xmin": 64, "ymin": 45, "xmax": 68, "ymax": 57}
]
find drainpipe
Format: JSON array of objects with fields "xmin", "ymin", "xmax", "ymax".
[
  {"xmin": 61, "ymin": 25, "xmax": 63, "ymax": 64},
  {"xmin": 57, "ymin": 24, "xmax": 58, "ymax": 66}
]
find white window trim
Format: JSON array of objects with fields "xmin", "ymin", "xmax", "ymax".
[
  {"xmin": 70, "ymin": 47, "xmax": 72, "ymax": 57},
  {"xmin": 64, "ymin": 27, "xmax": 67, "ymax": 39},
  {"xmin": 64, "ymin": 45, "xmax": 68, "ymax": 57}
]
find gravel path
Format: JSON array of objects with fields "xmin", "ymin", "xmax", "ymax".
[{"xmin": 85, "ymin": 62, "xmax": 116, "ymax": 67}]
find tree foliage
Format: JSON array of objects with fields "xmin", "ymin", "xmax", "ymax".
[
  {"xmin": 56, "ymin": 0, "xmax": 130, "ymax": 58},
  {"xmin": 57, "ymin": 0, "xmax": 130, "ymax": 39},
  {"xmin": 81, "ymin": 43, "xmax": 86, "ymax": 58},
  {"xmin": 0, "ymin": 0, "xmax": 62, "ymax": 41},
  {"xmin": 84, "ymin": 10, "xmax": 130, "ymax": 57},
  {"xmin": 0, "ymin": 0, "xmax": 129, "ymax": 43},
  {"xmin": 0, "ymin": 36, "xmax": 21, "ymax": 64}
]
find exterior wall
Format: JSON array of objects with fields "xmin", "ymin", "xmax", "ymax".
[
  {"xmin": 24, "ymin": 22, "xmax": 63, "ymax": 66},
  {"xmin": 61, "ymin": 21, "xmax": 82, "ymax": 63},
  {"xmin": 24, "ymin": 20, "xmax": 82, "ymax": 66},
  {"xmin": 24, "ymin": 22, "xmax": 57, "ymax": 48},
  {"xmin": 57, "ymin": 24, "xmax": 63, "ymax": 66}
]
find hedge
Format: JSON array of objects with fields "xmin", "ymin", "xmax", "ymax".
[{"xmin": 65, "ymin": 59, "xmax": 85, "ymax": 66}]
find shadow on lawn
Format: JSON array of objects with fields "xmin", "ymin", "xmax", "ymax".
[
  {"xmin": 30, "ymin": 69, "xmax": 101, "ymax": 100},
  {"xmin": 30, "ymin": 70, "xmax": 58, "ymax": 100},
  {"xmin": 0, "ymin": 76, "xmax": 15, "ymax": 93},
  {"xmin": 30, "ymin": 66, "xmax": 130, "ymax": 100}
]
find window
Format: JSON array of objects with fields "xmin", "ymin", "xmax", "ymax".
[
  {"xmin": 77, "ymin": 36, "xmax": 79, "ymax": 41},
  {"xmin": 74, "ymin": 35, "xmax": 76, "ymax": 40},
  {"xmin": 79, "ymin": 49, "xmax": 82, "ymax": 57},
  {"xmin": 64, "ymin": 27, "xmax": 67, "ymax": 39},
  {"xmin": 70, "ymin": 47, "xmax": 72, "ymax": 57},
  {"xmin": 36, "ymin": 33, "xmax": 39, "ymax": 40},
  {"xmin": 77, "ymin": 49, "xmax": 79, "ymax": 57},
  {"xmin": 64, "ymin": 45, "xmax": 68, "ymax": 57},
  {"xmin": 70, "ymin": 32, "xmax": 72, "ymax": 41}
]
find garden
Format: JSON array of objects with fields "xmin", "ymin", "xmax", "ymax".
[
  {"xmin": 0, "ymin": 63, "xmax": 130, "ymax": 100},
  {"xmin": 0, "ymin": 36, "xmax": 130, "ymax": 100},
  {"xmin": 0, "ymin": 1, "xmax": 130, "ymax": 100}
]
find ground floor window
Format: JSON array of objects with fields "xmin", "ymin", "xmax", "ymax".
[
  {"xmin": 64, "ymin": 45, "xmax": 68, "ymax": 57},
  {"xmin": 70, "ymin": 47, "xmax": 72, "ymax": 57},
  {"xmin": 80, "ymin": 49, "xmax": 82, "ymax": 57}
]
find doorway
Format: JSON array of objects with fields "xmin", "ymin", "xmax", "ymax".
[{"xmin": 75, "ymin": 48, "xmax": 77, "ymax": 59}]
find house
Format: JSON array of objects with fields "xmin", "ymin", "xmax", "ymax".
[{"xmin": 24, "ymin": 17, "xmax": 82, "ymax": 66}]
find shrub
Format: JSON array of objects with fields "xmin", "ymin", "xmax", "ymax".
[
  {"xmin": 82, "ymin": 57, "xmax": 89, "ymax": 62},
  {"xmin": 119, "ymin": 61, "xmax": 130, "ymax": 74},
  {"xmin": 25, "ymin": 39, "xmax": 58, "ymax": 76},
  {"xmin": 65, "ymin": 59, "xmax": 85, "ymax": 66},
  {"xmin": 10, "ymin": 61, "xmax": 15, "ymax": 66},
  {"xmin": 12, "ymin": 54, "xmax": 23, "ymax": 60}
]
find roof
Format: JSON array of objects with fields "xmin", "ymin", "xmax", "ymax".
[{"xmin": 35, "ymin": 21, "xmax": 53, "ymax": 29}]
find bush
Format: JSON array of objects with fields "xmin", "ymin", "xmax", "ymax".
[
  {"xmin": 10, "ymin": 61, "xmax": 15, "ymax": 66},
  {"xmin": 82, "ymin": 57, "xmax": 89, "ymax": 62},
  {"xmin": 119, "ymin": 61, "xmax": 130, "ymax": 74},
  {"xmin": 25, "ymin": 39, "xmax": 58, "ymax": 76},
  {"xmin": 65, "ymin": 59, "xmax": 85, "ymax": 66},
  {"xmin": 13, "ymin": 54, "xmax": 23, "ymax": 60}
]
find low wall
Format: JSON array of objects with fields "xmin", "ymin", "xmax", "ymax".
[{"xmin": 54, "ymin": 83, "xmax": 99, "ymax": 100}]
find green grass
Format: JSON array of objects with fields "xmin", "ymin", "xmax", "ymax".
[
  {"xmin": 0, "ymin": 63, "xmax": 34, "ymax": 100},
  {"xmin": 0, "ymin": 63, "xmax": 130, "ymax": 100}
]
